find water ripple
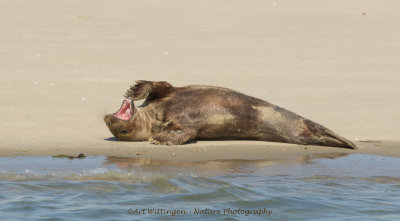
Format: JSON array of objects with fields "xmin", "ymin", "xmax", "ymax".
[{"xmin": 0, "ymin": 154, "xmax": 399, "ymax": 220}]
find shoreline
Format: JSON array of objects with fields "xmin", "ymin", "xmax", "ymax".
[
  {"xmin": 1, "ymin": 140, "xmax": 398, "ymax": 162},
  {"xmin": 1, "ymin": 0, "xmax": 399, "ymax": 163}
]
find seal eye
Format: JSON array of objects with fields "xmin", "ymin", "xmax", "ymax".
[
  {"xmin": 120, "ymin": 130, "xmax": 132, "ymax": 135},
  {"xmin": 121, "ymin": 130, "xmax": 128, "ymax": 135}
]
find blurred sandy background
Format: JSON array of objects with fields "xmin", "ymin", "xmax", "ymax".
[{"xmin": 0, "ymin": 0, "xmax": 399, "ymax": 158}]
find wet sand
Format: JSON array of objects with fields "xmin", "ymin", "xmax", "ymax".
[
  {"xmin": 1, "ymin": 0, "xmax": 399, "ymax": 160},
  {"xmin": 1, "ymin": 139, "xmax": 399, "ymax": 162}
]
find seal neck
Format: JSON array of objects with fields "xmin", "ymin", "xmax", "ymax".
[{"xmin": 132, "ymin": 108, "xmax": 154, "ymax": 140}]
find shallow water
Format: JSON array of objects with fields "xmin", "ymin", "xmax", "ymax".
[{"xmin": 0, "ymin": 154, "xmax": 399, "ymax": 220}]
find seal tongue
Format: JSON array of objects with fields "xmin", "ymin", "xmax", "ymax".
[{"xmin": 114, "ymin": 99, "xmax": 132, "ymax": 120}]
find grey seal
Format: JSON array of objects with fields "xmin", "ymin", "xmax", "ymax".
[{"xmin": 104, "ymin": 80, "xmax": 356, "ymax": 149}]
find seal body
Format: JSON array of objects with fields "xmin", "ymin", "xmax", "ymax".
[{"xmin": 104, "ymin": 81, "xmax": 357, "ymax": 149}]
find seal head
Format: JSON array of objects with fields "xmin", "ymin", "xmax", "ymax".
[{"xmin": 104, "ymin": 99, "xmax": 150, "ymax": 141}]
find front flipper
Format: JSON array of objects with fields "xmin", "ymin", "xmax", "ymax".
[
  {"xmin": 124, "ymin": 80, "xmax": 173, "ymax": 101},
  {"xmin": 149, "ymin": 126, "xmax": 197, "ymax": 145}
]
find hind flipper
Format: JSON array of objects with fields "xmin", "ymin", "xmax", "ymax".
[{"xmin": 300, "ymin": 119, "xmax": 357, "ymax": 149}]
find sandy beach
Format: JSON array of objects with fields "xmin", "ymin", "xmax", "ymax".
[{"xmin": 1, "ymin": 0, "xmax": 399, "ymax": 160}]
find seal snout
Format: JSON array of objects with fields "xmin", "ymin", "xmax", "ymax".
[{"xmin": 113, "ymin": 99, "xmax": 133, "ymax": 121}]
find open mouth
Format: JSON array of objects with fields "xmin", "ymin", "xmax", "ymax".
[{"xmin": 113, "ymin": 99, "xmax": 133, "ymax": 120}]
